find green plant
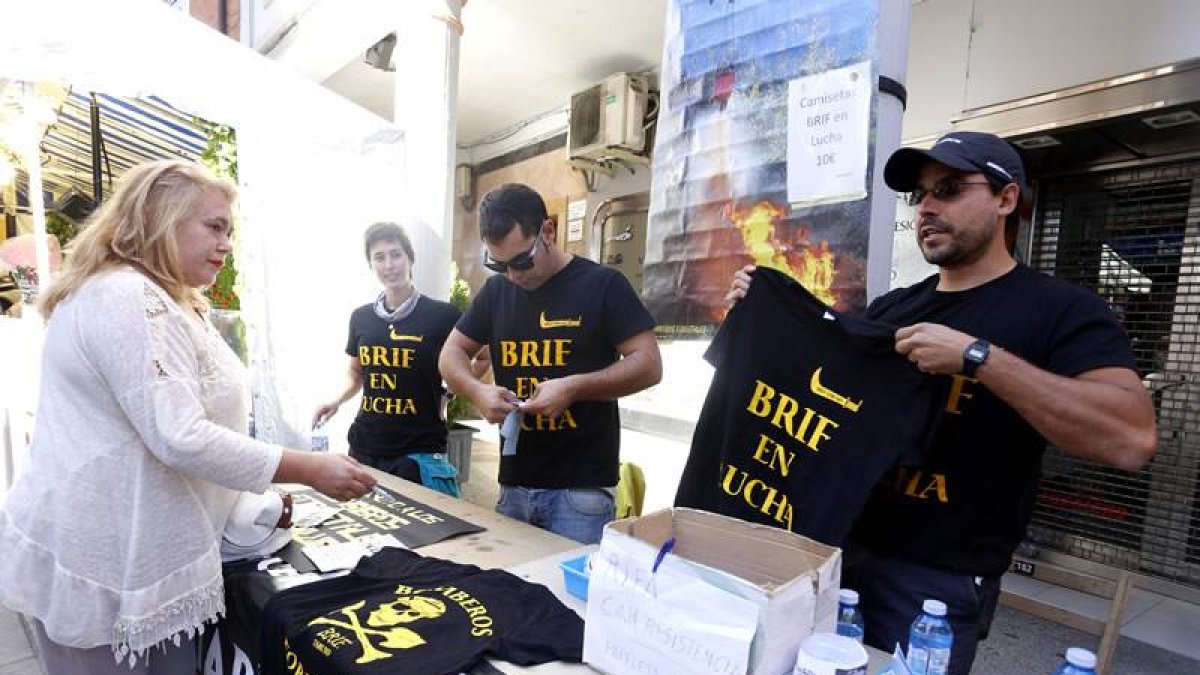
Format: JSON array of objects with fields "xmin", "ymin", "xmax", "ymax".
[
  {"xmin": 45, "ymin": 212, "xmax": 78, "ymax": 249},
  {"xmin": 446, "ymin": 264, "xmax": 474, "ymax": 426},
  {"xmin": 448, "ymin": 264, "xmax": 470, "ymax": 313},
  {"xmin": 196, "ymin": 119, "xmax": 240, "ymax": 310}
]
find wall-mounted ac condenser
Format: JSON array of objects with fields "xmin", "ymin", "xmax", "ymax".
[{"xmin": 568, "ymin": 72, "xmax": 649, "ymax": 161}]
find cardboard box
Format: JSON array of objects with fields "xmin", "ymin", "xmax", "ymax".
[{"xmin": 583, "ymin": 508, "xmax": 841, "ymax": 675}]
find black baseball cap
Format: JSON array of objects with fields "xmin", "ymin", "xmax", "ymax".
[{"xmin": 884, "ymin": 131, "xmax": 1025, "ymax": 193}]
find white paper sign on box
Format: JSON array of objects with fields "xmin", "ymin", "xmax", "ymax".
[{"xmin": 583, "ymin": 508, "xmax": 842, "ymax": 675}]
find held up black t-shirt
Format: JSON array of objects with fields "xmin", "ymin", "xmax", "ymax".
[
  {"xmin": 345, "ymin": 296, "xmax": 460, "ymax": 457},
  {"xmin": 674, "ymin": 268, "xmax": 939, "ymax": 546},
  {"xmin": 852, "ymin": 264, "xmax": 1138, "ymax": 576},
  {"xmin": 261, "ymin": 548, "xmax": 583, "ymax": 675},
  {"xmin": 456, "ymin": 257, "xmax": 656, "ymax": 488}
]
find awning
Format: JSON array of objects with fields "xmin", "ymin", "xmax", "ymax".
[{"xmin": 33, "ymin": 89, "xmax": 207, "ymax": 200}]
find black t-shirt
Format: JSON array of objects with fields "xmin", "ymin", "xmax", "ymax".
[
  {"xmin": 674, "ymin": 268, "xmax": 938, "ymax": 546},
  {"xmin": 260, "ymin": 548, "xmax": 583, "ymax": 675},
  {"xmin": 345, "ymin": 296, "xmax": 461, "ymax": 457},
  {"xmin": 456, "ymin": 257, "xmax": 656, "ymax": 488},
  {"xmin": 852, "ymin": 264, "xmax": 1137, "ymax": 576}
]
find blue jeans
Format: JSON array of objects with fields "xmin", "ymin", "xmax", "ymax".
[
  {"xmin": 496, "ymin": 485, "xmax": 614, "ymax": 544},
  {"xmin": 842, "ymin": 547, "xmax": 1001, "ymax": 675}
]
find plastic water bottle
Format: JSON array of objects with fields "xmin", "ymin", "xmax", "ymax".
[
  {"xmin": 907, "ymin": 599, "xmax": 953, "ymax": 675},
  {"xmin": 1052, "ymin": 647, "xmax": 1097, "ymax": 675},
  {"xmin": 835, "ymin": 588, "xmax": 865, "ymax": 643},
  {"xmin": 311, "ymin": 423, "xmax": 329, "ymax": 452}
]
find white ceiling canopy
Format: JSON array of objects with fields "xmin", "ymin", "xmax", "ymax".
[{"xmin": 320, "ymin": 0, "xmax": 668, "ymax": 148}]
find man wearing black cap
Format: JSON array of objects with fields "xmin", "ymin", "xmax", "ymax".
[{"xmin": 726, "ymin": 131, "xmax": 1156, "ymax": 673}]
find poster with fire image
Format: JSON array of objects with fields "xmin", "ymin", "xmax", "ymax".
[{"xmin": 644, "ymin": 0, "xmax": 880, "ymax": 338}]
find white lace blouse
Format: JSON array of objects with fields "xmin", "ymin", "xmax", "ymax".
[{"xmin": 0, "ymin": 267, "xmax": 283, "ymax": 664}]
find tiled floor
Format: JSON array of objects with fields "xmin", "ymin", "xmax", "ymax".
[
  {"xmin": 1002, "ymin": 573, "xmax": 1200, "ymax": 660},
  {"xmin": 0, "ymin": 611, "xmax": 38, "ymax": 675}
]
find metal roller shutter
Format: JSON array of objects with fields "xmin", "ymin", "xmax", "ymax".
[{"xmin": 1028, "ymin": 158, "xmax": 1200, "ymax": 588}]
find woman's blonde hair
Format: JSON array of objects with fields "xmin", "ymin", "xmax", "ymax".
[{"xmin": 39, "ymin": 159, "xmax": 236, "ymax": 318}]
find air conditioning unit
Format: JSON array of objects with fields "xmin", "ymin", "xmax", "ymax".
[{"xmin": 568, "ymin": 72, "xmax": 649, "ymax": 161}]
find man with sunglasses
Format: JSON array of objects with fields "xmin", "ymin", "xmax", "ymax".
[
  {"xmin": 439, "ymin": 183, "xmax": 662, "ymax": 544},
  {"xmin": 726, "ymin": 131, "xmax": 1155, "ymax": 673}
]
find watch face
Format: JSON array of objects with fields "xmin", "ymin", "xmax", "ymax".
[{"xmin": 967, "ymin": 343, "xmax": 988, "ymax": 361}]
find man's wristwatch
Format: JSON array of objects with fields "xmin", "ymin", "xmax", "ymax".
[{"xmin": 962, "ymin": 339, "xmax": 991, "ymax": 377}]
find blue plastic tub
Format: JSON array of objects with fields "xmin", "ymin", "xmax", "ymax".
[{"xmin": 559, "ymin": 554, "xmax": 591, "ymax": 601}]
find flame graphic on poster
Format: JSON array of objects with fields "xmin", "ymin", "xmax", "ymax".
[{"xmin": 727, "ymin": 200, "xmax": 839, "ymax": 307}]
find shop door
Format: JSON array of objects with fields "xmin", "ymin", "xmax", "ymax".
[{"xmin": 1028, "ymin": 159, "xmax": 1200, "ymax": 588}]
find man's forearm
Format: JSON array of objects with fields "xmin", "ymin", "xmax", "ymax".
[{"xmin": 977, "ymin": 347, "xmax": 1156, "ymax": 471}]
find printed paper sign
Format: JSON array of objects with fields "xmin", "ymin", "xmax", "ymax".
[
  {"xmin": 567, "ymin": 198, "xmax": 588, "ymax": 222},
  {"xmin": 584, "ymin": 531, "xmax": 760, "ymax": 675},
  {"xmin": 787, "ymin": 61, "xmax": 872, "ymax": 207},
  {"xmin": 567, "ymin": 219, "xmax": 584, "ymax": 242}
]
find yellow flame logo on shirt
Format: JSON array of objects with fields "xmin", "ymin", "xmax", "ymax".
[
  {"xmin": 809, "ymin": 367, "xmax": 863, "ymax": 412},
  {"xmin": 389, "ymin": 326, "xmax": 424, "ymax": 342},
  {"xmin": 539, "ymin": 312, "xmax": 582, "ymax": 329}
]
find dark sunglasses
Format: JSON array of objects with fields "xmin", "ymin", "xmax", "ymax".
[
  {"xmin": 905, "ymin": 178, "xmax": 994, "ymax": 207},
  {"xmin": 482, "ymin": 236, "xmax": 541, "ymax": 273}
]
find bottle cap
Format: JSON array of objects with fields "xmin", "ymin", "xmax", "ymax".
[
  {"xmin": 1065, "ymin": 647, "xmax": 1096, "ymax": 668},
  {"xmin": 839, "ymin": 588, "xmax": 859, "ymax": 605},
  {"xmin": 922, "ymin": 599, "xmax": 947, "ymax": 616}
]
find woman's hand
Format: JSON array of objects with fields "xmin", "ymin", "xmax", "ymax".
[{"xmin": 302, "ymin": 453, "xmax": 376, "ymax": 501}]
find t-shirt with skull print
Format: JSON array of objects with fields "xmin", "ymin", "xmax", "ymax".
[{"xmin": 260, "ymin": 547, "xmax": 583, "ymax": 675}]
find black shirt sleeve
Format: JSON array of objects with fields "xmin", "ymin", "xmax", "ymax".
[
  {"xmin": 344, "ymin": 308, "xmax": 360, "ymax": 356},
  {"xmin": 442, "ymin": 304, "xmax": 463, "ymax": 339},
  {"xmin": 493, "ymin": 584, "xmax": 585, "ymax": 665},
  {"xmin": 600, "ymin": 270, "xmax": 656, "ymax": 345},
  {"xmin": 455, "ymin": 277, "xmax": 495, "ymax": 345},
  {"xmin": 1044, "ymin": 286, "xmax": 1138, "ymax": 377}
]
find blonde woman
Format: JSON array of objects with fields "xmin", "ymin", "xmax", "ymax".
[{"xmin": 0, "ymin": 160, "xmax": 376, "ymax": 673}]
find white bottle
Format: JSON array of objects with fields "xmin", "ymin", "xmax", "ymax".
[{"xmin": 311, "ymin": 423, "xmax": 330, "ymax": 452}]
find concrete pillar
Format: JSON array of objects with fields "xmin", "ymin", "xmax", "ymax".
[{"xmin": 394, "ymin": 0, "xmax": 463, "ymax": 301}]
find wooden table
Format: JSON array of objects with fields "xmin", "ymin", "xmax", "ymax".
[
  {"xmin": 315, "ymin": 468, "xmax": 894, "ymax": 674},
  {"xmin": 363, "ymin": 467, "xmax": 581, "ymax": 568}
]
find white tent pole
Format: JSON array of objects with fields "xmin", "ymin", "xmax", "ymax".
[
  {"xmin": 394, "ymin": 0, "xmax": 462, "ymax": 301},
  {"xmin": 24, "ymin": 82, "xmax": 51, "ymax": 304}
]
